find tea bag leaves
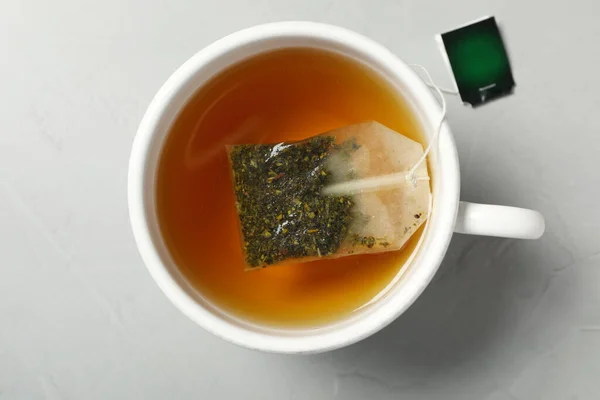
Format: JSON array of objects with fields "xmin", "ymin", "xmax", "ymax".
[{"xmin": 227, "ymin": 121, "xmax": 431, "ymax": 270}]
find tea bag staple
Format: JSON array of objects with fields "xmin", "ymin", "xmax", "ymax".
[{"xmin": 228, "ymin": 66, "xmax": 446, "ymax": 270}]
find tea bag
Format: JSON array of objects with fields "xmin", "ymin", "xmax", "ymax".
[{"xmin": 227, "ymin": 121, "xmax": 431, "ymax": 270}]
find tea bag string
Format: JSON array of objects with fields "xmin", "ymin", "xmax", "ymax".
[
  {"xmin": 322, "ymin": 65, "xmax": 456, "ymax": 196},
  {"xmin": 406, "ymin": 64, "xmax": 457, "ymax": 187}
]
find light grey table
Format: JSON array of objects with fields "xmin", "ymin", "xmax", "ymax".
[{"xmin": 1, "ymin": 0, "xmax": 599, "ymax": 399}]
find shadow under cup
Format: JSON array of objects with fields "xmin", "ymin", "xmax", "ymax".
[{"xmin": 128, "ymin": 22, "xmax": 460, "ymax": 353}]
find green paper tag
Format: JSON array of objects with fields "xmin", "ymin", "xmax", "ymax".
[{"xmin": 439, "ymin": 16, "xmax": 515, "ymax": 106}]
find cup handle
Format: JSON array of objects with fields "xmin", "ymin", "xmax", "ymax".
[{"xmin": 453, "ymin": 201, "xmax": 545, "ymax": 239}]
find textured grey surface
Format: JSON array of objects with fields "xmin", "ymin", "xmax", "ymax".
[{"xmin": 1, "ymin": 0, "xmax": 599, "ymax": 399}]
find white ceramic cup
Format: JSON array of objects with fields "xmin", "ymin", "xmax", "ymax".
[{"xmin": 128, "ymin": 22, "xmax": 545, "ymax": 354}]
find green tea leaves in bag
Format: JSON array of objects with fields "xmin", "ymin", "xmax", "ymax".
[{"xmin": 227, "ymin": 121, "xmax": 431, "ymax": 270}]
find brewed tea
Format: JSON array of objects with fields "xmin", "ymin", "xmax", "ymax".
[{"xmin": 156, "ymin": 48, "xmax": 428, "ymax": 327}]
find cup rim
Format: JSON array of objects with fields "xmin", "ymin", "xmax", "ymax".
[{"xmin": 128, "ymin": 21, "xmax": 460, "ymax": 354}]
